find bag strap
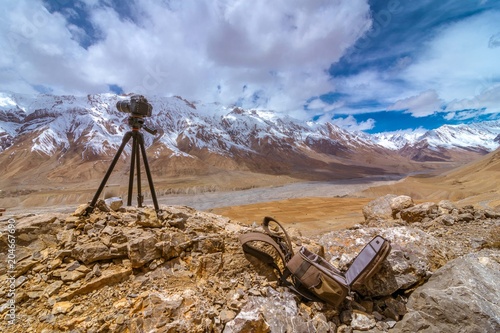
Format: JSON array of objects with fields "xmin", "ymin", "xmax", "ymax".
[
  {"xmin": 239, "ymin": 232, "xmax": 288, "ymax": 276},
  {"xmin": 239, "ymin": 220, "xmax": 325, "ymax": 304},
  {"xmin": 262, "ymin": 216, "xmax": 294, "ymax": 260},
  {"xmin": 239, "ymin": 216, "xmax": 295, "ymax": 281}
]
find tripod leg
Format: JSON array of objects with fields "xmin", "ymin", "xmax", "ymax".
[
  {"xmin": 85, "ymin": 131, "xmax": 133, "ymax": 215},
  {"xmin": 127, "ymin": 133, "xmax": 137, "ymax": 206},
  {"xmin": 135, "ymin": 132, "xmax": 144, "ymax": 207},
  {"xmin": 138, "ymin": 133, "xmax": 160, "ymax": 212}
]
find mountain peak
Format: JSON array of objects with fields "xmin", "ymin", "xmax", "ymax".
[{"xmin": 1, "ymin": 92, "xmax": 499, "ymax": 185}]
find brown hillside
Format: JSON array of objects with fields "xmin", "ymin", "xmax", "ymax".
[
  {"xmin": 211, "ymin": 151, "xmax": 499, "ymax": 235},
  {"xmin": 360, "ymin": 148, "xmax": 500, "ymax": 209}
]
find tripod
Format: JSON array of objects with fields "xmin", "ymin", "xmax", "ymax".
[{"xmin": 85, "ymin": 116, "xmax": 159, "ymax": 215}]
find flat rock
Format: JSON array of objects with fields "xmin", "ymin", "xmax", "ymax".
[
  {"xmin": 392, "ymin": 249, "xmax": 500, "ymax": 333},
  {"xmin": 52, "ymin": 301, "xmax": 74, "ymax": 315},
  {"xmin": 71, "ymin": 241, "xmax": 127, "ymax": 264},
  {"xmin": 58, "ymin": 266, "xmax": 132, "ymax": 301}
]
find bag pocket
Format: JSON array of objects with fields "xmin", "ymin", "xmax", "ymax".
[
  {"xmin": 287, "ymin": 247, "xmax": 348, "ymax": 307},
  {"xmin": 345, "ymin": 235, "xmax": 391, "ymax": 289}
]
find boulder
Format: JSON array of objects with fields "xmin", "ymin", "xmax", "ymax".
[
  {"xmin": 362, "ymin": 195, "xmax": 415, "ymax": 225},
  {"xmin": 485, "ymin": 210, "xmax": 500, "ymax": 219},
  {"xmin": 432, "ymin": 214, "xmax": 456, "ymax": 226},
  {"xmin": 362, "ymin": 194, "xmax": 397, "ymax": 223},
  {"xmin": 350, "ymin": 310, "xmax": 376, "ymax": 331},
  {"xmin": 71, "ymin": 241, "xmax": 127, "ymax": 264},
  {"xmin": 43, "ymin": 281, "xmax": 64, "ymax": 297},
  {"xmin": 156, "ymin": 231, "xmax": 191, "ymax": 260},
  {"xmin": 223, "ymin": 288, "xmax": 324, "ymax": 333},
  {"xmin": 104, "ymin": 197, "xmax": 123, "ymax": 211},
  {"xmin": 392, "ymin": 249, "xmax": 500, "ymax": 333},
  {"xmin": 400, "ymin": 202, "xmax": 438, "ymax": 223},
  {"xmin": 437, "ymin": 200, "xmax": 457, "ymax": 213},
  {"xmin": 60, "ymin": 270, "xmax": 86, "ymax": 282},
  {"xmin": 136, "ymin": 207, "xmax": 163, "ymax": 227},
  {"xmin": 126, "ymin": 232, "xmax": 161, "ymax": 268},
  {"xmin": 389, "ymin": 195, "xmax": 414, "ymax": 217},
  {"xmin": 58, "ymin": 266, "xmax": 133, "ymax": 301},
  {"xmin": 95, "ymin": 199, "xmax": 110, "ymax": 212},
  {"xmin": 457, "ymin": 212, "xmax": 474, "ymax": 222},
  {"xmin": 319, "ymin": 227, "xmax": 452, "ymax": 296}
]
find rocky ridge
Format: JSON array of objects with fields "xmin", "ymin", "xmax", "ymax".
[
  {"xmin": 0, "ymin": 195, "xmax": 499, "ymax": 332},
  {"xmin": 1, "ymin": 93, "xmax": 500, "ymax": 191}
]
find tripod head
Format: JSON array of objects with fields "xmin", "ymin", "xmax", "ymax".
[{"xmin": 127, "ymin": 116, "xmax": 158, "ymax": 135}]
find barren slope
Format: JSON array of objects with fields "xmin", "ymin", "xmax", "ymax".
[
  {"xmin": 360, "ymin": 148, "xmax": 500, "ymax": 208},
  {"xmin": 210, "ymin": 197, "xmax": 373, "ymax": 237},
  {"xmin": 208, "ymin": 151, "xmax": 500, "ymax": 231}
]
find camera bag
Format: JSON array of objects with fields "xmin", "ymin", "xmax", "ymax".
[{"xmin": 239, "ymin": 217, "xmax": 391, "ymax": 307}]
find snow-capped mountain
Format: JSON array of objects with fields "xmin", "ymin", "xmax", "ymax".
[
  {"xmin": 0, "ymin": 92, "xmax": 385, "ymax": 159},
  {"xmin": 372, "ymin": 123, "xmax": 500, "ymax": 151},
  {"xmin": 1, "ymin": 92, "xmax": 499, "ymax": 186},
  {"xmin": 372, "ymin": 122, "xmax": 500, "ymax": 161}
]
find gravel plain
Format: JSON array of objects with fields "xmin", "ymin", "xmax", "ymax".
[
  {"xmin": 157, "ymin": 175, "xmax": 401, "ymax": 210},
  {"xmin": 2, "ymin": 176, "xmax": 401, "ymax": 216}
]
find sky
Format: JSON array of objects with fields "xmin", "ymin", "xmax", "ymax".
[{"xmin": 1, "ymin": 0, "xmax": 500, "ymax": 133}]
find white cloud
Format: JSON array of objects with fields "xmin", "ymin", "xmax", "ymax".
[
  {"xmin": 0, "ymin": 0, "xmax": 94, "ymax": 94},
  {"xmin": 401, "ymin": 10, "xmax": 500, "ymax": 102},
  {"xmin": 387, "ymin": 10, "xmax": 500, "ymax": 120},
  {"xmin": 387, "ymin": 90, "xmax": 443, "ymax": 117},
  {"xmin": 0, "ymin": 0, "xmax": 372, "ymax": 114},
  {"xmin": 445, "ymin": 84, "xmax": 500, "ymax": 115},
  {"xmin": 306, "ymin": 97, "xmax": 346, "ymax": 112},
  {"xmin": 326, "ymin": 8, "xmax": 500, "ymax": 120},
  {"xmin": 4, "ymin": 0, "xmax": 496, "ymax": 127},
  {"xmin": 334, "ymin": 70, "xmax": 406, "ymax": 106},
  {"xmin": 331, "ymin": 114, "xmax": 375, "ymax": 131}
]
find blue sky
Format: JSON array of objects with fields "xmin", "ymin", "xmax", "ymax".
[{"xmin": 1, "ymin": 0, "xmax": 500, "ymax": 133}]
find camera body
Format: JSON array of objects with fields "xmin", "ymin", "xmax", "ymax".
[{"xmin": 116, "ymin": 94, "xmax": 152, "ymax": 117}]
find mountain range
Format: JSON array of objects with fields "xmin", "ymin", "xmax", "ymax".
[{"xmin": 1, "ymin": 92, "xmax": 499, "ymax": 194}]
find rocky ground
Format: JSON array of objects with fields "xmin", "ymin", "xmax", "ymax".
[{"xmin": 0, "ymin": 195, "xmax": 499, "ymax": 332}]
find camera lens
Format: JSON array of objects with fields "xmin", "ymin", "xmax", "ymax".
[{"xmin": 116, "ymin": 100, "xmax": 130, "ymax": 113}]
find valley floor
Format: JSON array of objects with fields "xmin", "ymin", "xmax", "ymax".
[
  {"xmin": 160, "ymin": 176, "xmax": 399, "ymax": 236},
  {"xmin": 3, "ymin": 162, "xmax": 498, "ymax": 237},
  {"xmin": 1, "ymin": 176, "xmax": 400, "ymax": 236},
  {"xmin": 157, "ymin": 175, "xmax": 400, "ymax": 210}
]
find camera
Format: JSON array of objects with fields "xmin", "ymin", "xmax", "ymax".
[
  {"xmin": 116, "ymin": 94, "xmax": 157, "ymax": 135},
  {"xmin": 116, "ymin": 94, "xmax": 152, "ymax": 117}
]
